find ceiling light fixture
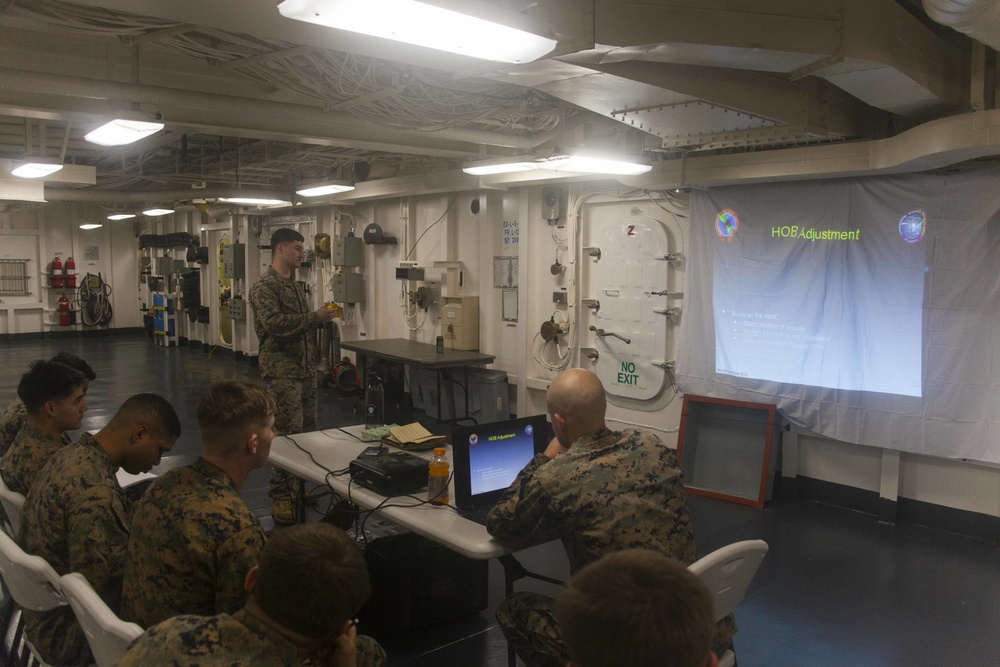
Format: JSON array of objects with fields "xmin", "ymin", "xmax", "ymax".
[
  {"xmin": 219, "ymin": 197, "xmax": 292, "ymax": 206},
  {"xmin": 296, "ymin": 180, "xmax": 356, "ymax": 197},
  {"xmin": 463, "ymin": 151, "xmax": 653, "ymax": 177},
  {"xmin": 277, "ymin": 0, "xmax": 557, "ymax": 63},
  {"xmin": 79, "ymin": 223, "xmax": 103, "ymax": 230},
  {"xmin": 107, "ymin": 213, "xmax": 136, "ymax": 221},
  {"xmin": 85, "ymin": 119, "xmax": 165, "ymax": 146},
  {"xmin": 11, "ymin": 162, "xmax": 64, "ymax": 179},
  {"xmin": 142, "ymin": 208, "xmax": 174, "ymax": 216},
  {"xmin": 462, "ymin": 157, "xmax": 538, "ymax": 176},
  {"xmin": 540, "ymin": 153, "xmax": 653, "ymax": 176}
]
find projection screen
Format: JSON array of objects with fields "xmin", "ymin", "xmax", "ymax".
[{"xmin": 676, "ymin": 167, "xmax": 1000, "ymax": 464}]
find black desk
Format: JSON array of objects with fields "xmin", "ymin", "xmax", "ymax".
[{"xmin": 340, "ymin": 338, "xmax": 496, "ymax": 424}]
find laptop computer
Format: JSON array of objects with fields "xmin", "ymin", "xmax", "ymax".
[{"xmin": 451, "ymin": 414, "xmax": 550, "ymax": 525}]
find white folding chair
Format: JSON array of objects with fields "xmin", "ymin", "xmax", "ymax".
[
  {"xmin": 59, "ymin": 573, "xmax": 143, "ymax": 667},
  {"xmin": 688, "ymin": 539, "xmax": 769, "ymax": 667},
  {"xmin": 0, "ymin": 471, "xmax": 26, "ymax": 537},
  {"xmin": 0, "ymin": 529, "xmax": 67, "ymax": 666}
]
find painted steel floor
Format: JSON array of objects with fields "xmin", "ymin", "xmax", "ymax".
[{"xmin": 2, "ymin": 336, "xmax": 998, "ymax": 666}]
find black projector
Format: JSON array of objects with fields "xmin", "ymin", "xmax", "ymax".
[{"xmin": 349, "ymin": 451, "xmax": 428, "ymax": 496}]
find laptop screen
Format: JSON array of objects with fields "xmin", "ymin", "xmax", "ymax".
[{"xmin": 452, "ymin": 414, "xmax": 549, "ymax": 505}]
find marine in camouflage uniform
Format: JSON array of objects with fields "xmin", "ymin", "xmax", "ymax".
[
  {"xmin": 0, "ymin": 397, "xmax": 27, "ymax": 457},
  {"xmin": 19, "ymin": 432, "xmax": 132, "ymax": 665},
  {"xmin": 113, "ymin": 612, "xmax": 387, "ymax": 667},
  {"xmin": 120, "ymin": 457, "xmax": 267, "ymax": 628},
  {"xmin": 0, "ymin": 424, "xmax": 70, "ymax": 496},
  {"xmin": 249, "ymin": 265, "xmax": 322, "ymax": 512},
  {"xmin": 486, "ymin": 427, "xmax": 737, "ymax": 667}
]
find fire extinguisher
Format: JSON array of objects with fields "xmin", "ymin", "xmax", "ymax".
[
  {"xmin": 51, "ymin": 256, "xmax": 63, "ymax": 289},
  {"xmin": 64, "ymin": 256, "xmax": 76, "ymax": 288},
  {"xmin": 57, "ymin": 293, "xmax": 70, "ymax": 326}
]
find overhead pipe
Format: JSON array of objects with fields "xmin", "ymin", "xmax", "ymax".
[
  {"xmin": 0, "ymin": 67, "xmax": 555, "ymax": 153},
  {"xmin": 923, "ymin": 0, "xmax": 1000, "ymax": 51},
  {"xmin": 42, "ymin": 187, "xmax": 289, "ymax": 204}
]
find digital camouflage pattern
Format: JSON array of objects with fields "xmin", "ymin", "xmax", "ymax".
[
  {"xmin": 250, "ymin": 267, "xmax": 321, "ymax": 506},
  {"xmin": 19, "ymin": 432, "xmax": 132, "ymax": 665},
  {"xmin": 113, "ymin": 611, "xmax": 387, "ymax": 667},
  {"xmin": 487, "ymin": 428, "xmax": 698, "ymax": 571},
  {"xmin": 0, "ymin": 397, "xmax": 27, "ymax": 457},
  {"xmin": 121, "ymin": 458, "xmax": 267, "ymax": 628},
  {"xmin": 248, "ymin": 267, "xmax": 319, "ymax": 380},
  {"xmin": 486, "ymin": 428, "xmax": 736, "ymax": 666},
  {"xmin": 0, "ymin": 423, "xmax": 68, "ymax": 495}
]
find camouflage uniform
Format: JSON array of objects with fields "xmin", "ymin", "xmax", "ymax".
[
  {"xmin": 19, "ymin": 432, "xmax": 132, "ymax": 665},
  {"xmin": 486, "ymin": 427, "xmax": 735, "ymax": 667},
  {"xmin": 0, "ymin": 397, "xmax": 27, "ymax": 457},
  {"xmin": 249, "ymin": 267, "xmax": 321, "ymax": 504},
  {"xmin": 113, "ymin": 611, "xmax": 387, "ymax": 667},
  {"xmin": 120, "ymin": 458, "xmax": 267, "ymax": 628},
  {"xmin": 0, "ymin": 423, "xmax": 68, "ymax": 496}
]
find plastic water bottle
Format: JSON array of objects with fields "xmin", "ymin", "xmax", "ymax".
[
  {"xmin": 427, "ymin": 447, "xmax": 449, "ymax": 505},
  {"xmin": 364, "ymin": 370, "xmax": 384, "ymax": 428}
]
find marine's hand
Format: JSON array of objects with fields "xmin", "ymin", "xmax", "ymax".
[{"xmin": 315, "ymin": 304, "xmax": 337, "ymax": 323}]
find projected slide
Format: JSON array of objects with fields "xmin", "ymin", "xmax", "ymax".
[
  {"xmin": 712, "ymin": 206, "xmax": 926, "ymax": 397},
  {"xmin": 467, "ymin": 424, "xmax": 537, "ymax": 496}
]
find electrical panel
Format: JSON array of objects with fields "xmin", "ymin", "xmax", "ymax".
[
  {"xmin": 222, "ymin": 243, "xmax": 246, "ymax": 279},
  {"xmin": 396, "ymin": 266, "xmax": 425, "ymax": 280},
  {"xmin": 332, "ymin": 273, "xmax": 364, "ymax": 304},
  {"xmin": 232, "ymin": 242, "xmax": 245, "ymax": 279},
  {"xmin": 227, "ymin": 296, "xmax": 246, "ymax": 321},
  {"xmin": 333, "ymin": 236, "xmax": 364, "ymax": 267},
  {"xmin": 221, "ymin": 244, "xmax": 234, "ymax": 278},
  {"xmin": 155, "ymin": 256, "xmax": 174, "ymax": 276},
  {"xmin": 441, "ymin": 296, "xmax": 479, "ymax": 350}
]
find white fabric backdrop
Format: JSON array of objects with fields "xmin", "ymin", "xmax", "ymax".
[{"xmin": 676, "ymin": 167, "xmax": 1000, "ymax": 464}]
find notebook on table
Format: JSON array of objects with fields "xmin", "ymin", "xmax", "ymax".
[{"xmin": 451, "ymin": 414, "xmax": 550, "ymax": 525}]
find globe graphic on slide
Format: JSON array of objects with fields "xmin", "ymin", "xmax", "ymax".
[
  {"xmin": 716, "ymin": 209, "xmax": 739, "ymax": 239},
  {"xmin": 898, "ymin": 209, "xmax": 926, "ymax": 243}
]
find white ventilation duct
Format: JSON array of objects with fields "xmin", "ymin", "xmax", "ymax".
[{"xmin": 923, "ymin": 0, "xmax": 1000, "ymax": 50}]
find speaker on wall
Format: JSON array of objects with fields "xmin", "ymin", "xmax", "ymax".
[{"xmin": 542, "ymin": 186, "xmax": 561, "ymax": 222}]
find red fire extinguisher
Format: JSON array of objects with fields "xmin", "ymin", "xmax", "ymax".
[
  {"xmin": 57, "ymin": 293, "xmax": 70, "ymax": 326},
  {"xmin": 64, "ymin": 256, "xmax": 76, "ymax": 288},
  {"xmin": 51, "ymin": 256, "xmax": 63, "ymax": 288}
]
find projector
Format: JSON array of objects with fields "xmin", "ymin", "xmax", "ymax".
[{"xmin": 349, "ymin": 451, "xmax": 428, "ymax": 496}]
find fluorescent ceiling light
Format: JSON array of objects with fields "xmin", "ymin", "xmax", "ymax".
[
  {"xmin": 142, "ymin": 208, "xmax": 174, "ymax": 216},
  {"xmin": 277, "ymin": 0, "xmax": 556, "ymax": 63},
  {"xmin": 541, "ymin": 154, "xmax": 652, "ymax": 176},
  {"xmin": 462, "ymin": 159, "xmax": 537, "ymax": 176},
  {"xmin": 296, "ymin": 181, "xmax": 356, "ymax": 197},
  {"xmin": 79, "ymin": 223, "xmax": 103, "ymax": 230},
  {"xmin": 463, "ymin": 152, "xmax": 653, "ymax": 177},
  {"xmin": 11, "ymin": 162, "xmax": 64, "ymax": 179},
  {"xmin": 107, "ymin": 213, "xmax": 136, "ymax": 220},
  {"xmin": 85, "ymin": 119, "xmax": 165, "ymax": 146},
  {"xmin": 219, "ymin": 197, "xmax": 292, "ymax": 206}
]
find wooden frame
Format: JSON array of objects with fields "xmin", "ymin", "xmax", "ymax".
[{"xmin": 675, "ymin": 394, "xmax": 778, "ymax": 509}]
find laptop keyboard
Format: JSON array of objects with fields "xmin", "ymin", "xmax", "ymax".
[{"xmin": 456, "ymin": 502, "xmax": 494, "ymax": 525}]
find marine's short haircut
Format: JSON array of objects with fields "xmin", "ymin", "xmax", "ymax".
[
  {"xmin": 114, "ymin": 393, "xmax": 182, "ymax": 440},
  {"xmin": 254, "ymin": 523, "xmax": 371, "ymax": 640},
  {"xmin": 17, "ymin": 360, "xmax": 87, "ymax": 414},
  {"xmin": 556, "ymin": 549, "xmax": 716, "ymax": 667},
  {"xmin": 197, "ymin": 380, "xmax": 276, "ymax": 453},
  {"xmin": 48, "ymin": 352, "xmax": 97, "ymax": 381},
  {"xmin": 270, "ymin": 228, "xmax": 304, "ymax": 251}
]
